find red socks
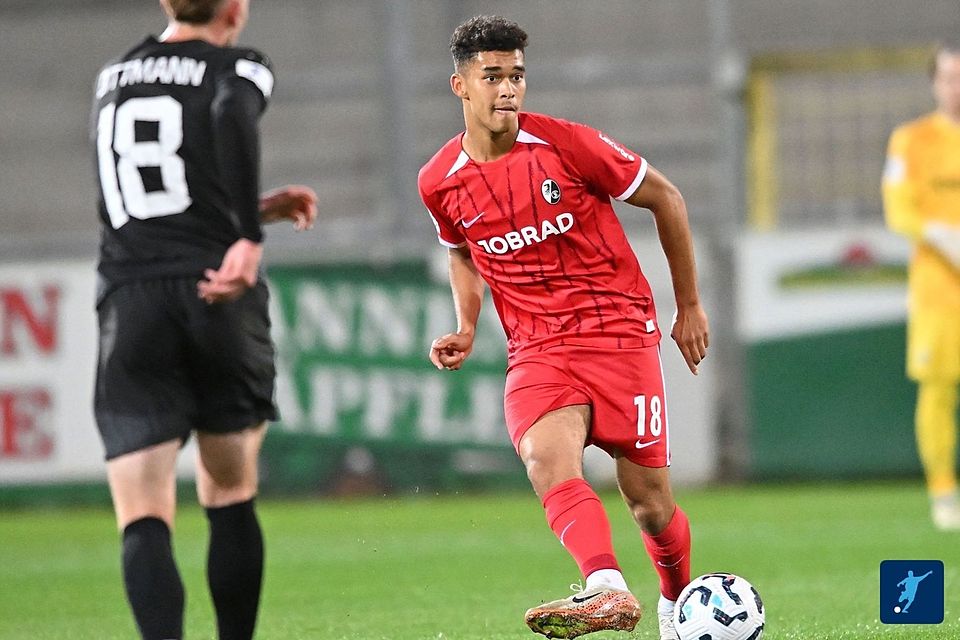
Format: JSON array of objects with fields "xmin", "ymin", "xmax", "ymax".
[
  {"xmin": 641, "ymin": 506, "xmax": 691, "ymax": 601},
  {"xmin": 540, "ymin": 478, "xmax": 691, "ymax": 599},
  {"xmin": 542, "ymin": 478, "xmax": 620, "ymax": 577}
]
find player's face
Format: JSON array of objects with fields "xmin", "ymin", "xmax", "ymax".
[
  {"xmin": 933, "ymin": 51, "xmax": 960, "ymax": 119},
  {"xmin": 453, "ymin": 50, "xmax": 526, "ymax": 136}
]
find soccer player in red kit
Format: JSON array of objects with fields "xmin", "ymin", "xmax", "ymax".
[{"xmin": 419, "ymin": 16, "xmax": 709, "ymax": 640}]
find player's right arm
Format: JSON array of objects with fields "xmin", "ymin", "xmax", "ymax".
[
  {"xmin": 418, "ymin": 153, "xmax": 481, "ymax": 370},
  {"xmin": 883, "ymin": 127, "xmax": 925, "ymax": 241},
  {"xmin": 884, "ymin": 126, "xmax": 960, "ymax": 267},
  {"xmin": 430, "ymin": 245, "xmax": 485, "ymax": 370}
]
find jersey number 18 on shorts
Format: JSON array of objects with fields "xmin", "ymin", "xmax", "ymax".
[
  {"xmin": 96, "ymin": 96, "xmax": 192, "ymax": 229},
  {"xmin": 634, "ymin": 394, "xmax": 663, "ymax": 447}
]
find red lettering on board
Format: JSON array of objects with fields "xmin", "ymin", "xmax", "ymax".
[
  {"xmin": 0, "ymin": 388, "xmax": 54, "ymax": 459},
  {"xmin": 1, "ymin": 286, "xmax": 60, "ymax": 356}
]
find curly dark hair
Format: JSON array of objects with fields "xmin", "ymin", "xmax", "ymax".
[{"xmin": 449, "ymin": 15, "xmax": 528, "ymax": 70}]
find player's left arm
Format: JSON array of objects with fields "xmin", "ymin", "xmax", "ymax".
[
  {"xmin": 625, "ymin": 166, "xmax": 709, "ymax": 375},
  {"xmin": 197, "ymin": 73, "xmax": 266, "ymax": 303},
  {"xmin": 200, "ymin": 56, "xmax": 315, "ymax": 303}
]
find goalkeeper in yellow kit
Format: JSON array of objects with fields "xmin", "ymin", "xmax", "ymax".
[{"xmin": 883, "ymin": 42, "xmax": 960, "ymax": 531}]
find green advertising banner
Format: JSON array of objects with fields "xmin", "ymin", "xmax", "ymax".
[
  {"xmin": 738, "ymin": 228, "xmax": 920, "ymax": 480},
  {"xmin": 261, "ymin": 263, "xmax": 525, "ymax": 494}
]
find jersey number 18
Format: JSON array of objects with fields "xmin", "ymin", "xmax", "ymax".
[
  {"xmin": 634, "ymin": 394, "xmax": 663, "ymax": 440},
  {"xmin": 96, "ymin": 96, "xmax": 192, "ymax": 229}
]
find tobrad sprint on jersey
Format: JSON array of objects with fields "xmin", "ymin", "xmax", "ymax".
[
  {"xmin": 418, "ymin": 112, "xmax": 663, "ymax": 358},
  {"xmin": 476, "ymin": 212, "xmax": 574, "ymax": 254}
]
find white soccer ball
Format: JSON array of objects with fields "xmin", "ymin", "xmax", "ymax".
[{"xmin": 673, "ymin": 573, "xmax": 765, "ymax": 640}]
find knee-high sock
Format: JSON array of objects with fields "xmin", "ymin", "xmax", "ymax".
[
  {"xmin": 542, "ymin": 478, "xmax": 620, "ymax": 577},
  {"xmin": 916, "ymin": 381, "xmax": 959, "ymax": 497},
  {"xmin": 641, "ymin": 506, "xmax": 691, "ymax": 601},
  {"xmin": 122, "ymin": 517, "xmax": 185, "ymax": 640},
  {"xmin": 206, "ymin": 499, "xmax": 264, "ymax": 640}
]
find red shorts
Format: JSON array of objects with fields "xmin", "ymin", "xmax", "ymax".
[{"xmin": 503, "ymin": 344, "xmax": 670, "ymax": 467}]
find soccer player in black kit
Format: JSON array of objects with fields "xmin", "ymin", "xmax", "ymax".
[{"xmin": 90, "ymin": 1, "xmax": 316, "ymax": 638}]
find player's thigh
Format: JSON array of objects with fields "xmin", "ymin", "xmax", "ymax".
[
  {"xmin": 505, "ymin": 353, "xmax": 590, "ymax": 448},
  {"xmin": 908, "ymin": 308, "xmax": 960, "ymax": 382},
  {"xmin": 577, "ymin": 345, "xmax": 670, "ymax": 467},
  {"xmin": 184, "ymin": 281, "xmax": 278, "ymax": 433},
  {"xmin": 106, "ymin": 438, "xmax": 180, "ymax": 531},
  {"xmin": 518, "ymin": 405, "xmax": 592, "ymax": 498},
  {"xmin": 505, "ymin": 353, "xmax": 593, "ymax": 489},
  {"xmin": 95, "ymin": 280, "xmax": 195, "ymax": 460},
  {"xmin": 195, "ymin": 422, "xmax": 267, "ymax": 507}
]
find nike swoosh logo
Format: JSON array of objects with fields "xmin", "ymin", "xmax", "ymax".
[
  {"xmin": 461, "ymin": 212, "xmax": 484, "ymax": 228},
  {"xmin": 657, "ymin": 555, "xmax": 685, "ymax": 568},
  {"xmin": 572, "ymin": 591, "xmax": 603, "ymax": 604},
  {"xmin": 559, "ymin": 520, "xmax": 576, "ymax": 547},
  {"xmin": 635, "ymin": 439, "xmax": 660, "ymax": 450}
]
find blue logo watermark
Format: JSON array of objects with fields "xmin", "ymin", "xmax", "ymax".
[{"xmin": 880, "ymin": 560, "xmax": 944, "ymax": 624}]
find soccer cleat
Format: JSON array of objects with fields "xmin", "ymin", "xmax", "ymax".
[
  {"xmin": 932, "ymin": 498, "xmax": 960, "ymax": 531},
  {"xmin": 524, "ymin": 585, "xmax": 642, "ymax": 639},
  {"xmin": 657, "ymin": 611, "xmax": 679, "ymax": 640}
]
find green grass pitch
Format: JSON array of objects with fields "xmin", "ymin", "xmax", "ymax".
[{"xmin": 0, "ymin": 481, "xmax": 957, "ymax": 639}]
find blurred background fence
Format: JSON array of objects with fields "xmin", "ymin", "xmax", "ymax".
[{"xmin": 2, "ymin": 0, "xmax": 960, "ymax": 501}]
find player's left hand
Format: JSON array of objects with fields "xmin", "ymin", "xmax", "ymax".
[
  {"xmin": 671, "ymin": 302, "xmax": 709, "ymax": 375},
  {"xmin": 259, "ymin": 185, "xmax": 317, "ymax": 230},
  {"xmin": 197, "ymin": 238, "xmax": 264, "ymax": 304}
]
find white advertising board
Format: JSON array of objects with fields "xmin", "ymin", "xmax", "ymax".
[
  {"xmin": 0, "ymin": 260, "xmax": 103, "ymax": 482},
  {"xmin": 737, "ymin": 226, "xmax": 911, "ymax": 342},
  {"xmin": 0, "ymin": 260, "xmax": 197, "ymax": 484},
  {"xmin": 0, "ymin": 243, "xmax": 717, "ymax": 486}
]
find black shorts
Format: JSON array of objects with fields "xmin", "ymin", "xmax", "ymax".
[{"xmin": 94, "ymin": 277, "xmax": 278, "ymax": 460}]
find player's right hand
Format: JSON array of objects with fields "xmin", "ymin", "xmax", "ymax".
[
  {"xmin": 923, "ymin": 222, "xmax": 960, "ymax": 269},
  {"xmin": 429, "ymin": 332, "xmax": 474, "ymax": 370},
  {"xmin": 197, "ymin": 238, "xmax": 263, "ymax": 304}
]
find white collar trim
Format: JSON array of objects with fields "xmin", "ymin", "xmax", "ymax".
[
  {"xmin": 516, "ymin": 129, "xmax": 549, "ymax": 145},
  {"xmin": 445, "ymin": 150, "xmax": 470, "ymax": 179}
]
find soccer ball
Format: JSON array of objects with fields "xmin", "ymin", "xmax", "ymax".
[{"xmin": 673, "ymin": 573, "xmax": 765, "ymax": 640}]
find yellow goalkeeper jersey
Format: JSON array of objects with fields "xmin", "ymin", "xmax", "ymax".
[{"xmin": 883, "ymin": 112, "xmax": 960, "ymax": 310}]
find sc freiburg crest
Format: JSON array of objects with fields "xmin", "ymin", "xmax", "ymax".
[{"xmin": 541, "ymin": 179, "xmax": 561, "ymax": 205}]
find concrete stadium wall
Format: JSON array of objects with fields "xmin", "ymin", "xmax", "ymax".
[{"xmin": 3, "ymin": 0, "xmax": 959, "ymax": 253}]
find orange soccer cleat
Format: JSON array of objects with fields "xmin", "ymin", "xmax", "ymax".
[{"xmin": 524, "ymin": 585, "xmax": 642, "ymax": 639}]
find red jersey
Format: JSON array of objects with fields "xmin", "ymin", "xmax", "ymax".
[{"xmin": 418, "ymin": 112, "xmax": 660, "ymax": 360}]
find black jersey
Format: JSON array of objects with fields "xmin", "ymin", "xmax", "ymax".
[{"xmin": 91, "ymin": 36, "xmax": 273, "ymax": 285}]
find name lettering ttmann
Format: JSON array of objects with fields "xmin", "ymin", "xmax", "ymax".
[
  {"xmin": 96, "ymin": 56, "xmax": 208, "ymax": 99},
  {"xmin": 476, "ymin": 212, "xmax": 574, "ymax": 254}
]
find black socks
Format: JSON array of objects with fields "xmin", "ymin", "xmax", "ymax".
[
  {"xmin": 122, "ymin": 517, "xmax": 185, "ymax": 640},
  {"xmin": 205, "ymin": 499, "xmax": 264, "ymax": 640},
  {"xmin": 121, "ymin": 501, "xmax": 263, "ymax": 640}
]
